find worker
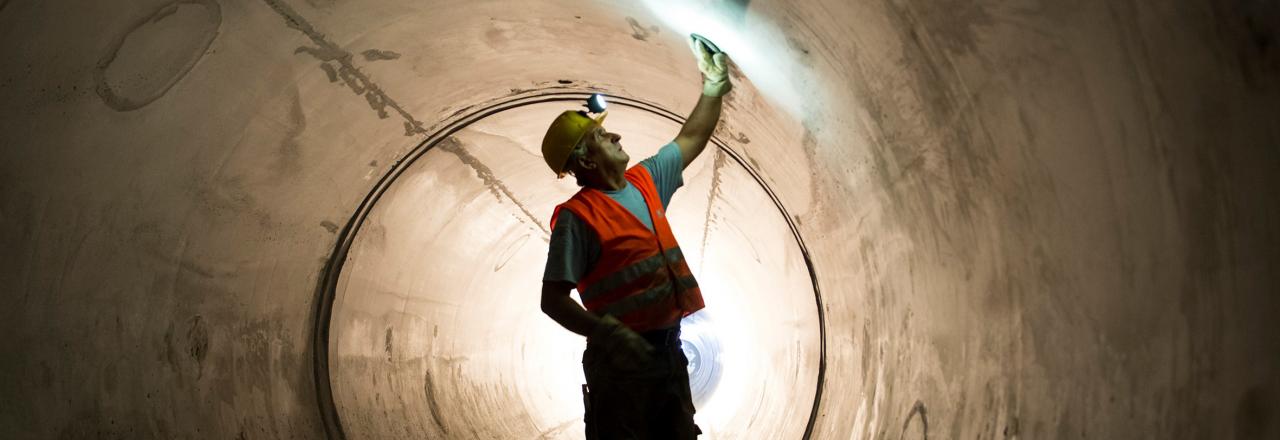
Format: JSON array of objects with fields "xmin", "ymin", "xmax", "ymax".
[{"xmin": 539, "ymin": 34, "xmax": 731, "ymax": 439}]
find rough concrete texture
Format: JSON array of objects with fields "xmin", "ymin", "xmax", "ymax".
[{"xmin": 1, "ymin": 0, "xmax": 1277, "ymax": 439}]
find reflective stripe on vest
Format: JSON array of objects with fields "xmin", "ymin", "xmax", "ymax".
[
  {"xmin": 598, "ymin": 273, "xmax": 699, "ymax": 317},
  {"xmin": 552, "ymin": 165, "xmax": 705, "ymax": 331},
  {"xmin": 580, "ymin": 246, "xmax": 685, "ymax": 302}
]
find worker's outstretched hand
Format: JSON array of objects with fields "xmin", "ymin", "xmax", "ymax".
[
  {"xmin": 590, "ymin": 315, "xmax": 656, "ymax": 369},
  {"xmin": 689, "ymin": 33, "xmax": 732, "ymax": 97}
]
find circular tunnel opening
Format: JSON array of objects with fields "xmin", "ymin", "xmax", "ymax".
[{"xmin": 317, "ymin": 92, "xmax": 826, "ymax": 439}]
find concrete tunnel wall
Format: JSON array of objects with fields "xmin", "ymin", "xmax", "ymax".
[
  {"xmin": 325, "ymin": 98, "xmax": 825, "ymax": 439},
  {"xmin": 1, "ymin": 0, "xmax": 1278, "ymax": 438}
]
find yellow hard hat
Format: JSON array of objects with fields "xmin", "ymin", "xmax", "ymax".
[{"xmin": 541, "ymin": 110, "xmax": 607, "ymax": 177}]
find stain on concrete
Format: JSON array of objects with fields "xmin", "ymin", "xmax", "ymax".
[
  {"xmin": 228, "ymin": 317, "xmax": 309, "ymax": 402},
  {"xmin": 699, "ymin": 148, "xmax": 727, "ymax": 258},
  {"xmin": 855, "ymin": 0, "xmax": 1000, "ymax": 259},
  {"xmin": 194, "ymin": 176, "xmax": 277, "ymax": 229},
  {"xmin": 787, "ymin": 35, "xmax": 812, "ymax": 56},
  {"xmin": 889, "ymin": 0, "xmax": 992, "ymax": 56},
  {"xmin": 318, "ymin": 62, "xmax": 339, "ymax": 82},
  {"xmin": 901, "ymin": 400, "xmax": 928, "ymax": 439},
  {"xmin": 483, "ymin": 20, "xmax": 521, "ymax": 49},
  {"xmin": 423, "ymin": 371, "xmax": 449, "ymax": 435},
  {"xmin": 94, "ymin": 0, "xmax": 221, "ymax": 111},
  {"xmin": 360, "ymin": 222, "xmax": 388, "ymax": 252},
  {"xmin": 383, "ymin": 328, "xmax": 393, "ymax": 361},
  {"xmin": 164, "ymin": 314, "xmax": 212, "ymax": 381},
  {"xmin": 626, "ymin": 16, "xmax": 660, "ymax": 41},
  {"xmin": 320, "ymin": 220, "xmax": 339, "ymax": 233},
  {"xmin": 263, "ymin": 0, "xmax": 428, "ymax": 136},
  {"xmin": 186, "ymin": 315, "xmax": 209, "ymax": 378},
  {"xmin": 269, "ymin": 86, "xmax": 307, "ymax": 178},
  {"xmin": 361, "ymin": 48, "xmax": 401, "ymax": 61},
  {"xmin": 493, "ymin": 232, "xmax": 530, "ymax": 272},
  {"xmin": 436, "ymin": 136, "xmax": 550, "ymax": 235},
  {"xmin": 1004, "ymin": 416, "xmax": 1019, "ymax": 437}
]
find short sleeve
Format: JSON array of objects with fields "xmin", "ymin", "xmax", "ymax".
[
  {"xmin": 639, "ymin": 142, "xmax": 685, "ymax": 209},
  {"xmin": 543, "ymin": 209, "xmax": 602, "ymax": 285}
]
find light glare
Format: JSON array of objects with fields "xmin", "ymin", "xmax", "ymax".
[{"xmin": 638, "ymin": 0, "xmax": 817, "ymax": 121}]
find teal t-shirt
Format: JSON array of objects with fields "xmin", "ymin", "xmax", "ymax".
[{"xmin": 543, "ymin": 142, "xmax": 684, "ymax": 285}]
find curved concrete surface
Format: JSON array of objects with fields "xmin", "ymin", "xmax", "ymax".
[
  {"xmin": 327, "ymin": 98, "xmax": 822, "ymax": 438},
  {"xmin": 2, "ymin": 0, "xmax": 1278, "ymax": 438}
]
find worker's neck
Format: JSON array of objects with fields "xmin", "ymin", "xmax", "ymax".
[{"xmin": 587, "ymin": 170, "xmax": 627, "ymax": 192}]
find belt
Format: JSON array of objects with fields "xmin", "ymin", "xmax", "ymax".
[{"xmin": 638, "ymin": 326, "xmax": 681, "ymax": 348}]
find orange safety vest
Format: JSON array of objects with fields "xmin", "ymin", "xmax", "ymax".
[{"xmin": 551, "ymin": 165, "xmax": 705, "ymax": 332}]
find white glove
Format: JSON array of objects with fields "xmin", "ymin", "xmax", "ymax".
[{"xmin": 689, "ymin": 34, "xmax": 732, "ymax": 97}]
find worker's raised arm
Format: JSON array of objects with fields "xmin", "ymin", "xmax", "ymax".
[
  {"xmin": 676, "ymin": 34, "xmax": 732, "ymax": 170},
  {"xmin": 675, "ymin": 93, "xmax": 724, "ymax": 170}
]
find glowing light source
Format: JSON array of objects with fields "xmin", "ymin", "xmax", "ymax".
[
  {"xmin": 638, "ymin": 0, "xmax": 818, "ymax": 121},
  {"xmin": 679, "ymin": 311, "xmax": 723, "ymax": 406}
]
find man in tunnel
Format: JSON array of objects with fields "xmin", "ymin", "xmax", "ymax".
[{"xmin": 538, "ymin": 34, "xmax": 731, "ymax": 439}]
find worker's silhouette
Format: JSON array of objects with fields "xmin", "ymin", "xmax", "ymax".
[{"xmin": 539, "ymin": 34, "xmax": 731, "ymax": 439}]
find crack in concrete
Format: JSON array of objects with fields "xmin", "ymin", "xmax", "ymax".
[
  {"xmin": 261, "ymin": 0, "xmax": 428, "ymax": 136},
  {"xmin": 438, "ymin": 137, "xmax": 550, "ymax": 236},
  {"xmin": 261, "ymin": 0, "xmax": 550, "ymax": 239}
]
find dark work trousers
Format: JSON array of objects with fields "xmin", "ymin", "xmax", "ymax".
[{"xmin": 582, "ymin": 326, "xmax": 701, "ymax": 439}]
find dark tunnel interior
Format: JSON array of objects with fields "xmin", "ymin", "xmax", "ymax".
[{"xmin": 1, "ymin": 0, "xmax": 1279, "ymax": 438}]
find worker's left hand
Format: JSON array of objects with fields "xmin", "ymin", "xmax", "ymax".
[
  {"xmin": 590, "ymin": 315, "xmax": 655, "ymax": 369},
  {"xmin": 689, "ymin": 34, "xmax": 732, "ymax": 97}
]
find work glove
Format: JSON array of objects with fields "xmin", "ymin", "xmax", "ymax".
[
  {"xmin": 688, "ymin": 33, "xmax": 732, "ymax": 97},
  {"xmin": 589, "ymin": 314, "xmax": 656, "ymax": 369}
]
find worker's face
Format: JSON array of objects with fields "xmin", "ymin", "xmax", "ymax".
[{"xmin": 583, "ymin": 124, "xmax": 628, "ymax": 171}]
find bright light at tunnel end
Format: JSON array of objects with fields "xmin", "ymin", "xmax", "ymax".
[{"xmin": 678, "ymin": 310, "xmax": 723, "ymax": 407}]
